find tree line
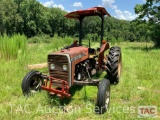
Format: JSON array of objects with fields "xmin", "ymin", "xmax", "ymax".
[
  {"xmin": 134, "ymin": 0, "xmax": 160, "ymax": 47},
  {"xmin": 0, "ymin": 0, "xmax": 159, "ymax": 46}
]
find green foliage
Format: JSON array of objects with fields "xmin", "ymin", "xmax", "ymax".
[
  {"xmin": 110, "ymin": 36, "xmax": 117, "ymax": 45},
  {"xmin": 0, "ymin": 0, "xmax": 156, "ymax": 45},
  {"xmin": 50, "ymin": 36, "xmax": 73, "ymax": 50},
  {"xmin": 134, "ymin": 0, "xmax": 160, "ymax": 47},
  {"xmin": 0, "ymin": 34, "xmax": 27, "ymax": 60},
  {"xmin": 0, "ymin": 42, "xmax": 160, "ymax": 120},
  {"xmin": 86, "ymin": 34, "xmax": 92, "ymax": 40},
  {"xmin": 27, "ymin": 35, "xmax": 53, "ymax": 43}
]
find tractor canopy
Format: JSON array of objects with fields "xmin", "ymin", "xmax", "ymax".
[
  {"xmin": 65, "ymin": 7, "xmax": 111, "ymax": 19},
  {"xmin": 65, "ymin": 7, "xmax": 111, "ymax": 46}
]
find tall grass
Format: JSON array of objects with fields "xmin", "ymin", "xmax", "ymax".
[
  {"xmin": 24, "ymin": 36, "xmax": 74, "ymax": 65},
  {"xmin": 0, "ymin": 34, "xmax": 159, "ymax": 119},
  {"xmin": 0, "ymin": 42, "xmax": 160, "ymax": 120},
  {"xmin": 50, "ymin": 36, "xmax": 73, "ymax": 50},
  {"xmin": 0, "ymin": 34, "xmax": 27, "ymax": 60}
]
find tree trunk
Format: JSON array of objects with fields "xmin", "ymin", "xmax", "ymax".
[{"xmin": 27, "ymin": 63, "xmax": 47, "ymax": 69}]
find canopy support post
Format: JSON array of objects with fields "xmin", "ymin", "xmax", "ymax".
[
  {"xmin": 79, "ymin": 16, "xmax": 84, "ymax": 46},
  {"xmin": 99, "ymin": 15, "xmax": 104, "ymax": 47}
]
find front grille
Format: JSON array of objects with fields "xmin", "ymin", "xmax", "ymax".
[{"xmin": 48, "ymin": 55, "xmax": 69, "ymax": 81}]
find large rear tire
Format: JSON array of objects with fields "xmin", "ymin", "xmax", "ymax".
[
  {"xmin": 106, "ymin": 46, "xmax": 122, "ymax": 84},
  {"xmin": 21, "ymin": 70, "xmax": 44, "ymax": 96},
  {"xmin": 95, "ymin": 79, "xmax": 110, "ymax": 114}
]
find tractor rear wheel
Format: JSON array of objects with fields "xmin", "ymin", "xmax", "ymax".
[
  {"xmin": 21, "ymin": 70, "xmax": 44, "ymax": 96},
  {"xmin": 95, "ymin": 79, "xmax": 110, "ymax": 114},
  {"xmin": 106, "ymin": 46, "xmax": 122, "ymax": 84}
]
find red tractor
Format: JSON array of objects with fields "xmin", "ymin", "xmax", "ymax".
[{"xmin": 21, "ymin": 7, "xmax": 122, "ymax": 114}]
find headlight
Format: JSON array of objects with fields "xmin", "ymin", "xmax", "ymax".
[
  {"xmin": 50, "ymin": 64, "xmax": 55, "ymax": 70},
  {"xmin": 63, "ymin": 65, "xmax": 67, "ymax": 71}
]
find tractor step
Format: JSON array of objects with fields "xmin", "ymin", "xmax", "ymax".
[{"xmin": 74, "ymin": 79, "xmax": 100, "ymax": 86}]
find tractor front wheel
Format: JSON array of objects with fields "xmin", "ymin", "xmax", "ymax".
[
  {"xmin": 95, "ymin": 79, "xmax": 110, "ymax": 114},
  {"xmin": 21, "ymin": 70, "xmax": 44, "ymax": 96}
]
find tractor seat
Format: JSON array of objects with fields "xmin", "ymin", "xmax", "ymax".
[
  {"xmin": 88, "ymin": 48, "xmax": 96, "ymax": 54},
  {"xmin": 89, "ymin": 48, "xmax": 97, "ymax": 58}
]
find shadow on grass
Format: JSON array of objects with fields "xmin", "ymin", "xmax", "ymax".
[
  {"xmin": 47, "ymin": 85, "xmax": 83, "ymax": 106},
  {"xmin": 47, "ymin": 72, "xmax": 117, "ymax": 107},
  {"xmin": 126, "ymin": 45, "xmax": 159, "ymax": 52},
  {"xmin": 60, "ymin": 85, "xmax": 83, "ymax": 105}
]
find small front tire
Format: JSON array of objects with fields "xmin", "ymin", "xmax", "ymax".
[
  {"xmin": 21, "ymin": 70, "xmax": 43, "ymax": 96},
  {"xmin": 95, "ymin": 79, "xmax": 110, "ymax": 114}
]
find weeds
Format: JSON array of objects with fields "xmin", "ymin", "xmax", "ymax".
[
  {"xmin": 0, "ymin": 37, "xmax": 159, "ymax": 120},
  {"xmin": 0, "ymin": 34, "xmax": 27, "ymax": 60}
]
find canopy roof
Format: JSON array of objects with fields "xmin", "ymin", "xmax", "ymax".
[{"xmin": 65, "ymin": 7, "xmax": 111, "ymax": 19}]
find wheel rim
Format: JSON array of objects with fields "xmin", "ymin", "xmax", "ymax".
[
  {"xmin": 29, "ymin": 75, "xmax": 42, "ymax": 93},
  {"xmin": 105, "ymin": 86, "xmax": 110, "ymax": 108}
]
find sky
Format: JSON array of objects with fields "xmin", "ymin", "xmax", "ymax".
[{"xmin": 38, "ymin": 0, "xmax": 146, "ymax": 21}]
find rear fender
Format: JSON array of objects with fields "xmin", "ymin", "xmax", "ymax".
[{"xmin": 98, "ymin": 42, "xmax": 109, "ymax": 69}]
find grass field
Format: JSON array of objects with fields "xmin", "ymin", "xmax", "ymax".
[{"xmin": 0, "ymin": 41, "xmax": 159, "ymax": 120}]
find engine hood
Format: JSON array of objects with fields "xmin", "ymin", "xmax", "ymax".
[{"xmin": 49, "ymin": 46, "xmax": 89, "ymax": 63}]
